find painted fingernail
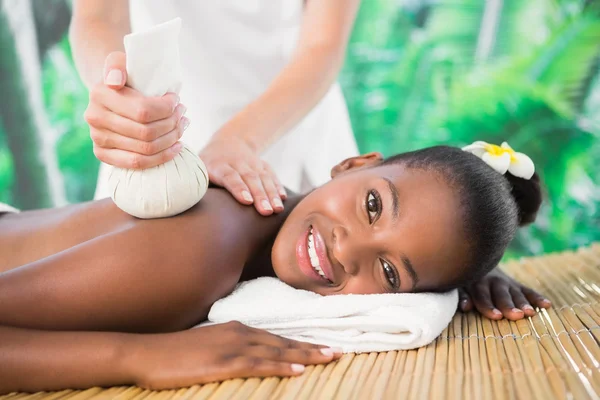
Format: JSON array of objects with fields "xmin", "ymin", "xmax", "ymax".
[
  {"xmin": 104, "ymin": 69, "xmax": 123, "ymax": 85},
  {"xmin": 460, "ymin": 299, "xmax": 468, "ymax": 307},
  {"xmin": 522, "ymin": 305, "xmax": 534, "ymax": 311},
  {"xmin": 512, "ymin": 308, "xmax": 523, "ymax": 313},
  {"xmin": 279, "ymin": 188, "xmax": 287, "ymax": 197},
  {"xmin": 492, "ymin": 308, "xmax": 502, "ymax": 315},
  {"xmin": 261, "ymin": 200, "xmax": 273, "ymax": 211},
  {"xmin": 242, "ymin": 191, "xmax": 252, "ymax": 202},
  {"xmin": 273, "ymin": 198, "xmax": 283, "ymax": 209},
  {"xmin": 320, "ymin": 348, "xmax": 334, "ymax": 357},
  {"xmin": 172, "ymin": 95, "xmax": 180, "ymax": 111},
  {"xmin": 171, "ymin": 142, "xmax": 182, "ymax": 153},
  {"xmin": 179, "ymin": 104, "xmax": 187, "ymax": 116},
  {"xmin": 291, "ymin": 364, "xmax": 305, "ymax": 373},
  {"xmin": 181, "ymin": 117, "xmax": 190, "ymax": 132},
  {"xmin": 329, "ymin": 347, "xmax": 343, "ymax": 355},
  {"xmin": 542, "ymin": 298, "xmax": 551, "ymax": 306}
]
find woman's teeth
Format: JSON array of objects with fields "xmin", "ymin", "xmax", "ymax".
[{"xmin": 307, "ymin": 229, "xmax": 327, "ymax": 279}]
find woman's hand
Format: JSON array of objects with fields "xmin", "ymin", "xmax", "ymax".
[
  {"xmin": 200, "ymin": 137, "xmax": 287, "ymax": 216},
  {"xmin": 128, "ymin": 321, "xmax": 341, "ymax": 391},
  {"xmin": 458, "ymin": 268, "xmax": 552, "ymax": 321},
  {"xmin": 85, "ymin": 52, "xmax": 189, "ymax": 169}
]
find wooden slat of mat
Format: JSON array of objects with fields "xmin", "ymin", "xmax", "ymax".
[{"xmin": 4, "ymin": 245, "xmax": 600, "ymax": 400}]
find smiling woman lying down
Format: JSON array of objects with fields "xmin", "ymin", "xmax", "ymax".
[{"xmin": 0, "ymin": 144, "xmax": 551, "ymax": 393}]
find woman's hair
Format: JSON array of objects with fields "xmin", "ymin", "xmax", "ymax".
[{"xmin": 381, "ymin": 146, "xmax": 542, "ymax": 289}]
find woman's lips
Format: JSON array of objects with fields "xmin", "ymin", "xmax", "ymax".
[
  {"xmin": 311, "ymin": 225, "xmax": 334, "ymax": 282},
  {"xmin": 295, "ymin": 226, "xmax": 326, "ymax": 283}
]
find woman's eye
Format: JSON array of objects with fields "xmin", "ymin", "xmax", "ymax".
[
  {"xmin": 365, "ymin": 190, "xmax": 381, "ymax": 223},
  {"xmin": 381, "ymin": 260, "xmax": 400, "ymax": 290}
]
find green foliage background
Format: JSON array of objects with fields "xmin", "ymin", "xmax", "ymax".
[{"xmin": 0, "ymin": 0, "xmax": 599, "ymax": 259}]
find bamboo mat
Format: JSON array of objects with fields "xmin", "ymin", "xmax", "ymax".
[{"xmin": 4, "ymin": 244, "xmax": 600, "ymax": 400}]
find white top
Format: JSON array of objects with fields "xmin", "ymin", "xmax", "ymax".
[{"xmin": 95, "ymin": 0, "xmax": 358, "ymax": 198}]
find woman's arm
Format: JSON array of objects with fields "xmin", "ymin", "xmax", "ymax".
[
  {"xmin": 0, "ymin": 325, "xmax": 132, "ymax": 393},
  {"xmin": 200, "ymin": 0, "xmax": 362, "ymax": 214},
  {"xmin": 0, "ymin": 322, "xmax": 340, "ymax": 394}
]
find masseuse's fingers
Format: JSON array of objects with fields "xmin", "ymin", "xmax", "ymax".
[
  {"xmin": 94, "ymin": 103, "xmax": 187, "ymax": 143},
  {"xmin": 263, "ymin": 163, "xmax": 287, "ymax": 199},
  {"xmin": 257, "ymin": 168, "xmax": 285, "ymax": 213},
  {"xmin": 93, "ymin": 142, "xmax": 183, "ymax": 170},
  {"xmin": 491, "ymin": 283, "xmax": 524, "ymax": 321},
  {"xmin": 215, "ymin": 166, "xmax": 254, "ymax": 205},
  {"xmin": 88, "ymin": 104, "xmax": 187, "ymax": 155},
  {"xmin": 91, "ymin": 119, "xmax": 188, "ymax": 167},
  {"xmin": 238, "ymin": 166, "xmax": 276, "ymax": 216},
  {"xmin": 103, "ymin": 51, "xmax": 128, "ymax": 89},
  {"xmin": 101, "ymin": 51, "xmax": 180, "ymax": 124},
  {"xmin": 90, "ymin": 84, "xmax": 179, "ymax": 125},
  {"xmin": 469, "ymin": 283, "xmax": 503, "ymax": 320}
]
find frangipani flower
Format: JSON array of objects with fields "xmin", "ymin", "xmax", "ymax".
[{"xmin": 462, "ymin": 141, "xmax": 535, "ymax": 179}]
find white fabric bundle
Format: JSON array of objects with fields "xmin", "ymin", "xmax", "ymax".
[
  {"xmin": 107, "ymin": 18, "xmax": 209, "ymax": 219},
  {"xmin": 205, "ymin": 277, "xmax": 458, "ymax": 353}
]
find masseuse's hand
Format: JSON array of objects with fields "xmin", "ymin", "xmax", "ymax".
[
  {"xmin": 85, "ymin": 51, "xmax": 189, "ymax": 169},
  {"xmin": 458, "ymin": 268, "xmax": 551, "ymax": 321},
  {"xmin": 128, "ymin": 321, "xmax": 341, "ymax": 390},
  {"xmin": 200, "ymin": 136, "xmax": 287, "ymax": 216}
]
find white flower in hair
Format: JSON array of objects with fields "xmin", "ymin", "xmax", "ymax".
[{"xmin": 462, "ymin": 141, "xmax": 535, "ymax": 179}]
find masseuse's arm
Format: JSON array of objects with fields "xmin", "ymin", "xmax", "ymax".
[
  {"xmin": 200, "ymin": 0, "xmax": 362, "ymax": 215},
  {"xmin": 70, "ymin": 0, "xmax": 184, "ymax": 170},
  {"xmin": 70, "ymin": 0, "xmax": 129, "ymax": 88}
]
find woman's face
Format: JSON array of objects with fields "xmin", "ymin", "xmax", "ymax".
[{"xmin": 271, "ymin": 153, "xmax": 471, "ymax": 295}]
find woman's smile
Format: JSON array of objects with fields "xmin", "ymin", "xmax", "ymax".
[{"xmin": 296, "ymin": 225, "xmax": 335, "ymax": 285}]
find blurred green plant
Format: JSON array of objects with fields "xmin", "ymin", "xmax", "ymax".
[{"xmin": 42, "ymin": 37, "xmax": 99, "ymax": 203}]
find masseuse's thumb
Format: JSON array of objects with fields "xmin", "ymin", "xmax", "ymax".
[{"xmin": 103, "ymin": 51, "xmax": 127, "ymax": 89}]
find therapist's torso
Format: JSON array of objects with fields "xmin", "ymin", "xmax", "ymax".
[{"xmin": 95, "ymin": 0, "xmax": 358, "ymax": 198}]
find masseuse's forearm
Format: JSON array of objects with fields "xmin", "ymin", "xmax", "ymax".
[
  {"xmin": 69, "ymin": 0, "xmax": 131, "ymax": 88},
  {"xmin": 215, "ymin": 47, "xmax": 345, "ymax": 152},
  {"xmin": 0, "ymin": 325, "xmax": 134, "ymax": 394},
  {"xmin": 212, "ymin": 0, "xmax": 361, "ymax": 152}
]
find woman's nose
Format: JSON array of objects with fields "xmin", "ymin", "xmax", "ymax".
[{"xmin": 332, "ymin": 225, "xmax": 362, "ymax": 276}]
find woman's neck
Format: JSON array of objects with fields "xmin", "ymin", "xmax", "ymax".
[{"xmin": 239, "ymin": 194, "xmax": 305, "ymax": 282}]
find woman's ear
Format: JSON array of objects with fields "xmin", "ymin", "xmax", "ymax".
[{"xmin": 331, "ymin": 152, "xmax": 384, "ymax": 178}]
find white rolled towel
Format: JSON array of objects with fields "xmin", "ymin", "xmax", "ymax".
[
  {"xmin": 107, "ymin": 18, "xmax": 209, "ymax": 219},
  {"xmin": 0, "ymin": 202, "xmax": 19, "ymax": 214},
  {"xmin": 203, "ymin": 277, "xmax": 458, "ymax": 353}
]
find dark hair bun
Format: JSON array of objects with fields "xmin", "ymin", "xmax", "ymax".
[{"xmin": 505, "ymin": 172, "xmax": 542, "ymax": 226}]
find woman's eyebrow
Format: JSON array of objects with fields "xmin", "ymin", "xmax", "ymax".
[{"xmin": 382, "ymin": 177, "xmax": 400, "ymax": 221}]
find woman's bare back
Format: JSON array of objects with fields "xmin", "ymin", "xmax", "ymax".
[
  {"xmin": 0, "ymin": 189, "xmax": 284, "ymax": 333},
  {"xmin": 0, "ymin": 200, "xmax": 136, "ymax": 272}
]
